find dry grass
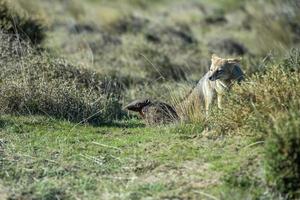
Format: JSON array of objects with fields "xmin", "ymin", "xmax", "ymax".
[
  {"xmin": 1, "ymin": 0, "xmax": 300, "ymax": 198},
  {"xmin": 207, "ymin": 50, "xmax": 300, "ymax": 136},
  {"xmin": 0, "ymin": 32, "xmax": 123, "ymax": 125},
  {"xmin": 0, "ymin": 0, "xmax": 46, "ymax": 45}
]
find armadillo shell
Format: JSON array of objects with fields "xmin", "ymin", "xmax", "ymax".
[{"xmin": 142, "ymin": 101, "xmax": 179, "ymax": 125}]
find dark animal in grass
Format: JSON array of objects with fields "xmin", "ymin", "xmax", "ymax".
[{"xmin": 123, "ymin": 99, "xmax": 179, "ymax": 125}]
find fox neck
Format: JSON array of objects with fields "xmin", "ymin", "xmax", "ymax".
[{"xmin": 215, "ymin": 79, "xmax": 232, "ymax": 93}]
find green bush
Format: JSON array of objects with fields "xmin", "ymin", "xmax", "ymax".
[
  {"xmin": 0, "ymin": 0, "xmax": 45, "ymax": 45},
  {"xmin": 0, "ymin": 33, "xmax": 123, "ymax": 125},
  {"xmin": 265, "ymin": 112, "xmax": 300, "ymax": 199},
  {"xmin": 282, "ymin": 48, "xmax": 300, "ymax": 72},
  {"xmin": 207, "ymin": 49, "xmax": 300, "ymax": 136}
]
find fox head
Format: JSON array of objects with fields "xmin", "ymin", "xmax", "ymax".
[{"xmin": 208, "ymin": 54, "xmax": 244, "ymax": 83}]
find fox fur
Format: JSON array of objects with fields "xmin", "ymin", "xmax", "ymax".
[{"xmin": 185, "ymin": 54, "xmax": 244, "ymax": 114}]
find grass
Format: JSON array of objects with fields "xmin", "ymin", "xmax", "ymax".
[
  {"xmin": 0, "ymin": 0, "xmax": 45, "ymax": 45},
  {"xmin": 264, "ymin": 112, "xmax": 300, "ymax": 199},
  {"xmin": 0, "ymin": 115, "xmax": 265, "ymax": 199},
  {"xmin": 1, "ymin": 0, "xmax": 300, "ymax": 199},
  {"xmin": 0, "ymin": 32, "xmax": 123, "ymax": 125},
  {"xmin": 2, "ymin": 55, "xmax": 298, "ymax": 198}
]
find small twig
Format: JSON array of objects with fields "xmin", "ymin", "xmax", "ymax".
[
  {"xmin": 91, "ymin": 142, "xmax": 122, "ymax": 152},
  {"xmin": 238, "ymin": 141, "xmax": 265, "ymax": 155},
  {"xmin": 101, "ymin": 175, "xmax": 137, "ymax": 181},
  {"xmin": 139, "ymin": 53, "xmax": 165, "ymax": 81},
  {"xmin": 194, "ymin": 191, "xmax": 220, "ymax": 200},
  {"xmin": 17, "ymin": 153, "xmax": 58, "ymax": 164},
  {"xmin": 69, "ymin": 110, "xmax": 102, "ymax": 132},
  {"xmin": 79, "ymin": 154, "xmax": 103, "ymax": 165},
  {"xmin": 242, "ymin": 141, "xmax": 265, "ymax": 150},
  {"xmin": 109, "ymin": 155, "xmax": 122, "ymax": 162}
]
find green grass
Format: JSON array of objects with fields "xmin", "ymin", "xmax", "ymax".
[
  {"xmin": 1, "ymin": 0, "xmax": 300, "ymax": 199},
  {"xmin": 0, "ymin": 115, "xmax": 264, "ymax": 199}
]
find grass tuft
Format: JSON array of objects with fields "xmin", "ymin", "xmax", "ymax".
[{"xmin": 0, "ymin": 33, "xmax": 123, "ymax": 125}]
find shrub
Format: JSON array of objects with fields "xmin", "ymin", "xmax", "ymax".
[
  {"xmin": 0, "ymin": 33, "xmax": 123, "ymax": 125},
  {"xmin": 265, "ymin": 112, "xmax": 300, "ymax": 199},
  {"xmin": 205, "ymin": 48, "xmax": 300, "ymax": 198},
  {"xmin": 282, "ymin": 48, "xmax": 300, "ymax": 72},
  {"xmin": 224, "ymin": 155, "xmax": 263, "ymax": 199},
  {"xmin": 0, "ymin": 0, "xmax": 45, "ymax": 45},
  {"xmin": 206, "ymin": 48, "xmax": 300, "ymax": 135}
]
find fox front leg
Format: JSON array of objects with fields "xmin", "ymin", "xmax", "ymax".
[
  {"xmin": 205, "ymin": 101, "xmax": 209, "ymax": 115},
  {"xmin": 204, "ymin": 94, "xmax": 214, "ymax": 115},
  {"xmin": 217, "ymin": 94, "xmax": 223, "ymax": 109}
]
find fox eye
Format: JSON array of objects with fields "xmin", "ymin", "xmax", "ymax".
[{"xmin": 218, "ymin": 69, "xmax": 224, "ymax": 73}]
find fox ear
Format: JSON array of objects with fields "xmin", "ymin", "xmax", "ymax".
[
  {"xmin": 228, "ymin": 57, "xmax": 242, "ymax": 63},
  {"xmin": 211, "ymin": 54, "xmax": 221, "ymax": 61},
  {"xmin": 145, "ymin": 99, "xmax": 151, "ymax": 104},
  {"xmin": 232, "ymin": 65, "xmax": 244, "ymax": 82}
]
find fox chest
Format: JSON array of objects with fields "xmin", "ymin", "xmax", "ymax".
[{"xmin": 214, "ymin": 80, "xmax": 229, "ymax": 95}]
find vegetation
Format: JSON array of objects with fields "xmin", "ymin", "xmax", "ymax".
[
  {"xmin": 0, "ymin": 33, "xmax": 123, "ymax": 125},
  {"xmin": 0, "ymin": 0, "xmax": 45, "ymax": 45},
  {"xmin": 265, "ymin": 112, "xmax": 300, "ymax": 199},
  {"xmin": 0, "ymin": 0, "xmax": 300, "ymax": 199},
  {"xmin": 208, "ymin": 50, "xmax": 300, "ymax": 136}
]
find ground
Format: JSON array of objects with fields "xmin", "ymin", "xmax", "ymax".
[
  {"xmin": 0, "ymin": 115, "xmax": 264, "ymax": 199},
  {"xmin": 1, "ymin": 0, "xmax": 300, "ymax": 199}
]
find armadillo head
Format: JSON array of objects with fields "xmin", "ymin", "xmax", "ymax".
[{"xmin": 123, "ymin": 99, "xmax": 151, "ymax": 112}]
